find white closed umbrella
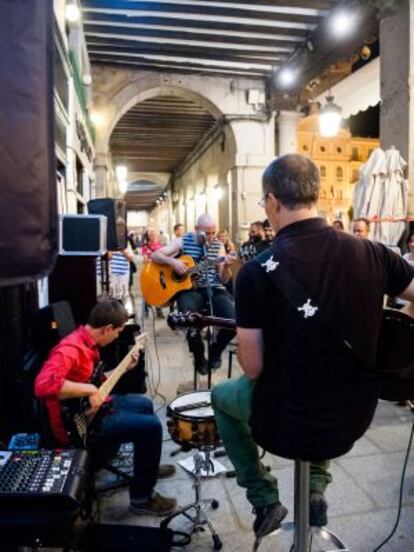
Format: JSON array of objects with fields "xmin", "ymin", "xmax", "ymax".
[
  {"xmin": 353, "ymin": 148, "xmax": 387, "ymax": 220},
  {"xmin": 353, "ymin": 147, "xmax": 408, "ymax": 247},
  {"xmin": 372, "ymin": 147, "xmax": 408, "ymax": 246}
]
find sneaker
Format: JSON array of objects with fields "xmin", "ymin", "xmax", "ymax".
[
  {"xmin": 157, "ymin": 464, "xmax": 176, "ymax": 479},
  {"xmin": 253, "ymin": 501, "xmax": 288, "ymax": 539},
  {"xmin": 309, "ymin": 492, "xmax": 328, "ymax": 527},
  {"xmin": 130, "ymin": 492, "xmax": 177, "ymax": 516}
]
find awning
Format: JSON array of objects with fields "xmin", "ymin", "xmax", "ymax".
[{"xmin": 316, "ymin": 57, "xmax": 380, "ymax": 119}]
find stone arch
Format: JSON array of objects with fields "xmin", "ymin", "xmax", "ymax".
[{"xmin": 95, "ymin": 71, "xmax": 236, "ymax": 160}]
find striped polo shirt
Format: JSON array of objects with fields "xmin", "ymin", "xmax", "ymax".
[
  {"xmin": 182, "ymin": 232, "xmax": 224, "ymax": 289},
  {"xmin": 109, "ymin": 251, "xmax": 130, "ymax": 275}
]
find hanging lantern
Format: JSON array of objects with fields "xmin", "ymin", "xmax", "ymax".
[{"xmin": 319, "ymin": 95, "xmax": 342, "ymax": 137}]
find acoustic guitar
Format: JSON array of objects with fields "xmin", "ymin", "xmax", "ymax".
[
  {"xmin": 60, "ymin": 332, "xmax": 148, "ymax": 447},
  {"xmin": 140, "ymin": 254, "xmax": 232, "ymax": 306}
]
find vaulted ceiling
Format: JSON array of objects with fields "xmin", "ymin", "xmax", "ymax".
[
  {"xmin": 110, "ymin": 95, "xmax": 216, "ymax": 173},
  {"xmin": 82, "ymin": 0, "xmax": 340, "ymax": 79}
]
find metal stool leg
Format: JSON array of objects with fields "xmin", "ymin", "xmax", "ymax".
[{"xmin": 261, "ymin": 459, "xmax": 348, "ymax": 551}]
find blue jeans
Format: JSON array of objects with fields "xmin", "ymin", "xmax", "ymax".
[
  {"xmin": 176, "ymin": 288, "xmax": 235, "ymax": 357},
  {"xmin": 91, "ymin": 394, "xmax": 162, "ymax": 500}
]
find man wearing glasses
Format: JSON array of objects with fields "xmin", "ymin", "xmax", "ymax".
[{"xmin": 212, "ymin": 154, "xmax": 414, "ymax": 545}]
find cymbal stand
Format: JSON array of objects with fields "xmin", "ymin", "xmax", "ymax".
[{"xmin": 161, "ymin": 449, "xmax": 222, "ymax": 551}]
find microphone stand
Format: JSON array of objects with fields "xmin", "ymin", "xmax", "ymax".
[{"xmin": 202, "ymin": 241, "xmax": 215, "ymax": 391}]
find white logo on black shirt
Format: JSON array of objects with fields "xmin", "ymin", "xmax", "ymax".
[
  {"xmin": 261, "ymin": 256, "xmax": 279, "ymax": 273},
  {"xmin": 298, "ymin": 299, "xmax": 318, "ymax": 318}
]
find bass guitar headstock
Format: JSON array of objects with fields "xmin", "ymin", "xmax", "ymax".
[{"xmin": 167, "ymin": 311, "xmax": 205, "ymax": 331}]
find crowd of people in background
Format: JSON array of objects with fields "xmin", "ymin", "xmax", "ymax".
[{"xmin": 99, "ymin": 216, "xmax": 413, "ymax": 308}]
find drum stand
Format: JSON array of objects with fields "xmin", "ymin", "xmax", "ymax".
[{"xmin": 161, "ymin": 449, "xmax": 223, "ymax": 551}]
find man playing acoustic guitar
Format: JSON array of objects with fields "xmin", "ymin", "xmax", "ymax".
[
  {"xmin": 35, "ymin": 299, "xmax": 176, "ymax": 516},
  {"xmin": 152, "ymin": 214, "xmax": 236, "ymax": 374}
]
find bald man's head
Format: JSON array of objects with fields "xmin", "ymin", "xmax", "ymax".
[{"xmin": 195, "ymin": 214, "xmax": 217, "ymax": 243}]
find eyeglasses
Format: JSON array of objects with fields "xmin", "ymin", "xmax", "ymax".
[{"xmin": 258, "ymin": 192, "xmax": 270, "ymax": 208}]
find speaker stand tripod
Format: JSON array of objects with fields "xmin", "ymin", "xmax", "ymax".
[{"xmin": 161, "ymin": 450, "xmax": 222, "ymax": 550}]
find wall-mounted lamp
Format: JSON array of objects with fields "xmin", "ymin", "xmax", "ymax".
[
  {"xmin": 118, "ymin": 180, "xmax": 127, "ymax": 194},
  {"xmin": 115, "ymin": 165, "xmax": 128, "ymax": 182},
  {"xmin": 213, "ymin": 186, "xmax": 223, "ymax": 201},
  {"xmin": 319, "ymin": 95, "xmax": 342, "ymax": 137}
]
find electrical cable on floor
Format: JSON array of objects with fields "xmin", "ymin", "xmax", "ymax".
[
  {"xmin": 149, "ymin": 306, "xmax": 167, "ymax": 407},
  {"xmin": 372, "ymin": 419, "xmax": 414, "ymax": 551}
]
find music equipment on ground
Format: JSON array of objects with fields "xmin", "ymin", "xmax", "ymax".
[
  {"xmin": 167, "ymin": 391, "xmax": 220, "ymax": 450},
  {"xmin": 61, "ymin": 333, "xmax": 148, "ymax": 447},
  {"xmin": 140, "ymin": 254, "xmax": 236, "ymax": 306},
  {"xmin": 0, "ymin": 449, "xmax": 89, "ymax": 547},
  {"xmin": 0, "ymin": 0, "xmax": 57, "ymax": 287},
  {"xmin": 88, "ymin": 198, "xmax": 127, "ymax": 250},
  {"xmin": 59, "ymin": 214, "xmax": 107, "ymax": 256}
]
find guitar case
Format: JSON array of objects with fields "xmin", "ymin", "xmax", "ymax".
[{"xmin": 377, "ymin": 309, "xmax": 414, "ymax": 401}]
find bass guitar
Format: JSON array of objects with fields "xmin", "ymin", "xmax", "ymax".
[
  {"xmin": 140, "ymin": 254, "xmax": 234, "ymax": 306},
  {"xmin": 167, "ymin": 311, "xmax": 236, "ymax": 332},
  {"xmin": 61, "ymin": 332, "xmax": 148, "ymax": 447}
]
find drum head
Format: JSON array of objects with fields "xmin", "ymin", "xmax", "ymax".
[{"xmin": 169, "ymin": 391, "xmax": 213, "ymax": 420}]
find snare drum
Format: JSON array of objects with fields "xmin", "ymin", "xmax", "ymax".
[{"xmin": 167, "ymin": 391, "xmax": 220, "ymax": 450}]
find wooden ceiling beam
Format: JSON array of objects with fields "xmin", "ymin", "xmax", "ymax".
[
  {"xmin": 86, "ymin": 38, "xmax": 287, "ymax": 64},
  {"xmin": 92, "ymin": 59, "xmax": 267, "ymax": 78},
  {"xmin": 83, "ymin": 0, "xmax": 323, "ymax": 25},
  {"xmin": 83, "ymin": 17, "xmax": 301, "ymax": 48}
]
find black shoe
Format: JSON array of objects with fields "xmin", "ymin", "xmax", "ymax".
[
  {"xmin": 208, "ymin": 355, "xmax": 222, "ymax": 371},
  {"xmin": 194, "ymin": 352, "xmax": 208, "ymax": 375},
  {"xmin": 309, "ymin": 492, "xmax": 328, "ymax": 527},
  {"xmin": 253, "ymin": 501, "xmax": 288, "ymax": 539}
]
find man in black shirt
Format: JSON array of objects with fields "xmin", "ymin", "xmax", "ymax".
[
  {"xmin": 239, "ymin": 221, "xmax": 268, "ymax": 261},
  {"xmin": 211, "ymin": 154, "xmax": 414, "ymax": 543}
]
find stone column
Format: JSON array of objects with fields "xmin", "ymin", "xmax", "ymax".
[
  {"xmin": 380, "ymin": 0, "xmax": 414, "ymax": 216},
  {"xmin": 277, "ymin": 110, "xmax": 302, "ymax": 156},
  {"xmin": 94, "ymin": 152, "xmax": 109, "ymax": 198}
]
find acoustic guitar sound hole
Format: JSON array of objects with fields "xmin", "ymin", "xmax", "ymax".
[{"xmin": 172, "ymin": 272, "xmax": 188, "ymax": 283}]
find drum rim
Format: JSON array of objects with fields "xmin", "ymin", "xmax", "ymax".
[{"xmin": 168, "ymin": 390, "xmax": 215, "ymax": 423}]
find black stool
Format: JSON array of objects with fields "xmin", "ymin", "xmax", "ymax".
[{"xmin": 262, "ymin": 460, "xmax": 348, "ymax": 551}]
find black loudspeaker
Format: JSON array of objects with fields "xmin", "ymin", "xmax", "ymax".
[
  {"xmin": 31, "ymin": 301, "xmax": 76, "ymax": 359},
  {"xmin": 0, "ymin": 0, "xmax": 57, "ymax": 286},
  {"xmin": 88, "ymin": 199, "xmax": 127, "ymax": 250},
  {"xmin": 49, "ymin": 257, "xmax": 97, "ymax": 325},
  {"xmin": 59, "ymin": 214, "xmax": 107, "ymax": 256}
]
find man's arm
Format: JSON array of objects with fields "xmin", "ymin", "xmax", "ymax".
[
  {"xmin": 237, "ymin": 327, "xmax": 263, "ymax": 380},
  {"xmin": 399, "ymin": 278, "xmax": 414, "ymax": 317},
  {"xmin": 151, "ymin": 238, "xmax": 188, "ymax": 275}
]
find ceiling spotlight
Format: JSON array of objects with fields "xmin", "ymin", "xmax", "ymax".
[
  {"xmin": 319, "ymin": 95, "xmax": 342, "ymax": 137},
  {"xmin": 329, "ymin": 10, "xmax": 355, "ymax": 39},
  {"xmin": 65, "ymin": 1, "xmax": 81, "ymax": 23},
  {"xmin": 277, "ymin": 68, "xmax": 297, "ymax": 89},
  {"xmin": 213, "ymin": 186, "xmax": 223, "ymax": 201}
]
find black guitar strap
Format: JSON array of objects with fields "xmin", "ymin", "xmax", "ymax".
[{"xmin": 253, "ymin": 248, "xmax": 354, "ymax": 353}]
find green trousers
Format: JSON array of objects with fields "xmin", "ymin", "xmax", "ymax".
[{"xmin": 211, "ymin": 375, "xmax": 332, "ymax": 508}]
